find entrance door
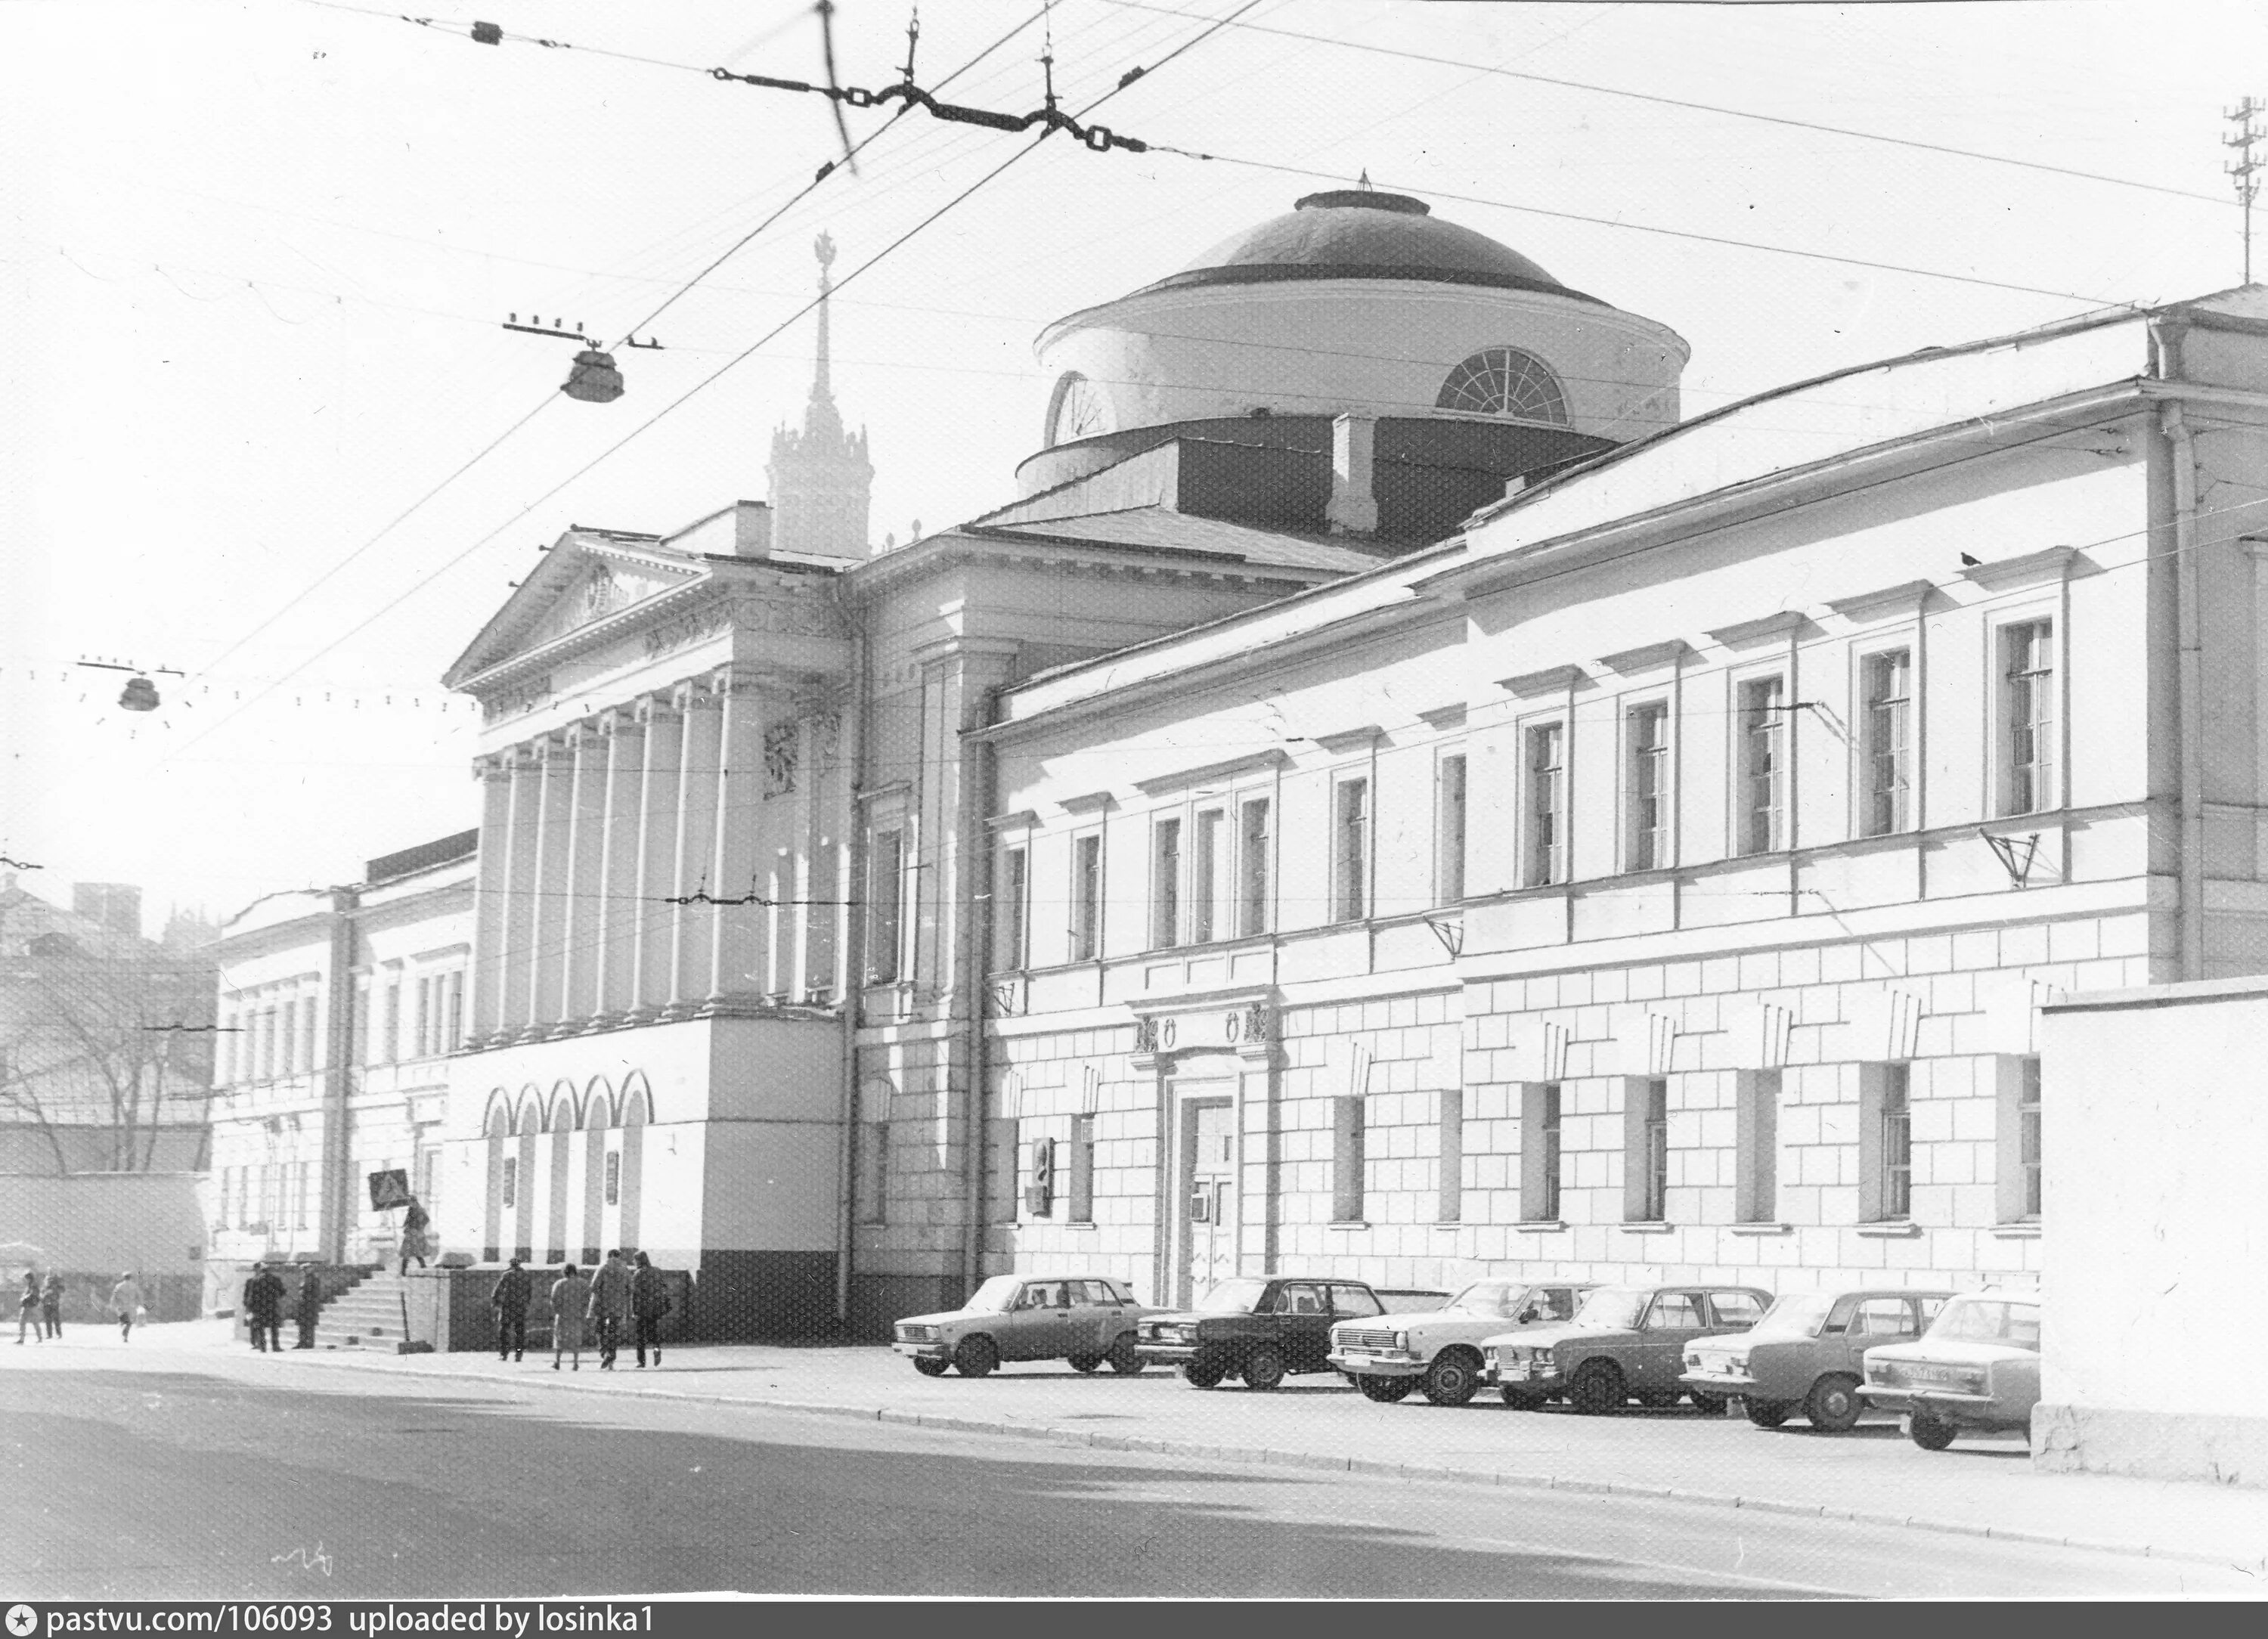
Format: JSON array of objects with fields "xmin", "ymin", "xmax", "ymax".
[{"xmin": 1177, "ymin": 1096, "xmax": 1236, "ymax": 1307}]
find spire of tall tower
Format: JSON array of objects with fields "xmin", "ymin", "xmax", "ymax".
[{"xmin": 767, "ymin": 228, "xmax": 872, "ymax": 560}]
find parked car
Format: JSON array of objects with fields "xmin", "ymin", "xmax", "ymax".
[
  {"xmin": 1858, "ymin": 1286, "xmax": 2042, "ymax": 1450},
  {"xmin": 891, "ymin": 1275, "xmax": 1158, "ymax": 1377},
  {"xmin": 1681, "ymin": 1287, "xmax": 1954, "ymax": 1431},
  {"xmin": 1329, "ymin": 1280, "xmax": 1592, "ymax": 1405},
  {"xmin": 1480, "ymin": 1283, "xmax": 1772, "ymax": 1413},
  {"xmin": 1136, "ymin": 1275, "xmax": 1389, "ymax": 1390}
]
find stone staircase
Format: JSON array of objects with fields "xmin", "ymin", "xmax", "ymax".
[{"xmin": 311, "ymin": 1268, "xmax": 418, "ymax": 1353}]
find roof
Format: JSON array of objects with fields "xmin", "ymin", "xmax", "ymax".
[
  {"xmin": 967, "ymin": 508, "xmax": 1387, "ymax": 575},
  {"xmin": 1131, "ymin": 191, "xmax": 1600, "ymax": 305},
  {"xmin": 364, "ymin": 830, "xmax": 479, "ymax": 886}
]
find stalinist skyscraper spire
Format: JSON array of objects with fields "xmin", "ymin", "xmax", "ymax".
[{"xmin": 767, "ymin": 230, "xmax": 874, "ymax": 560}]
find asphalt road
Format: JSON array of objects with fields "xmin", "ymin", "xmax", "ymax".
[{"xmin": 5, "ymin": 1361, "xmax": 2254, "ymax": 1600}]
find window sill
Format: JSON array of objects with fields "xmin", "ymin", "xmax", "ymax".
[
  {"xmin": 1854, "ymin": 1221, "xmax": 1923, "ymax": 1238},
  {"xmin": 1619, "ymin": 1221, "xmax": 1676, "ymax": 1235},
  {"xmin": 1060, "ymin": 1221, "xmax": 1099, "ymax": 1232},
  {"xmin": 1514, "ymin": 1219, "xmax": 1567, "ymax": 1233},
  {"xmin": 1989, "ymin": 1222, "xmax": 2041, "ymax": 1239},
  {"xmin": 1429, "ymin": 1221, "xmax": 1464, "ymax": 1230},
  {"xmin": 1727, "ymin": 1222, "xmax": 1794, "ymax": 1237},
  {"xmin": 1326, "ymin": 1220, "xmax": 1371, "ymax": 1232}
]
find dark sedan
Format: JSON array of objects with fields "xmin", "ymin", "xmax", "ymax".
[{"xmin": 1136, "ymin": 1275, "xmax": 1387, "ymax": 1390}]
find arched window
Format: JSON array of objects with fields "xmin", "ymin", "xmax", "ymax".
[
  {"xmin": 1436, "ymin": 347, "xmax": 1569, "ymax": 424},
  {"xmin": 1046, "ymin": 371, "xmax": 1111, "ymax": 447}
]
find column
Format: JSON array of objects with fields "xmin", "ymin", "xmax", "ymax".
[
  {"xmin": 556, "ymin": 722, "xmax": 609, "ymax": 1025},
  {"xmin": 631, "ymin": 694, "xmax": 683, "ymax": 1015},
  {"xmin": 522, "ymin": 735, "xmax": 575, "ymax": 1033},
  {"xmin": 498, "ymin": 746, "xmax": 544, "ymax": 1032},
  {"xmin": 590, "ymin": 708, "xmax": 646, "ymax": 1018},
  {"xmin": 470, "ymin": 755, "xmax": 515, "ymax": 1039},
  {"xmin": 670, "ymin": 680, "xmax": 724, "ymax": 1005},
  {"xmin": 708, "ymin": 671, "xmax": 770, "ymax": 999}
]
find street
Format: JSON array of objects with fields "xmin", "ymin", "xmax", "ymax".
[{"xmin": 4, "ymin": 1331, "xmax": 2260, "ymax": 1599}]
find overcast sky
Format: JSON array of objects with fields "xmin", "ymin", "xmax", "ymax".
[{"xmin": 5, "ymin": 0, "xmax": 2262, "ymax": 933}]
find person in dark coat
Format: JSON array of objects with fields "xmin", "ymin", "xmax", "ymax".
[
  {"xmin": 292, "ymin": 1270, "xmax": 324, "ymax": 1349},
  {"xmin": 550, "ymin": 1263, "xmax": 591, "ymax": 1372},
  {"xmin": 490, "ymin": 1257, "xmax": 531, "ymax": 1362},
  {"xmin": 40, "ymin": 1271, "xmax": 64, "ymax": 1340},
  {"xmin": 587, "ymin": 1249, "xmax": 631, "ymax": 1370},
  {"xmin": 15, "ymin": 1271, "xmax": 39, "ymax": 1344},
  {"xmin": 397, "ymin": 1200, "xmax": 432, "ymax": 1276},
  {"xmin": 243, "ymin": 1262, "xmax": 284, "ymax": 1352},
  {"xmin": 629, "ymin": 1251, "xmax": 668, "ymax": 1368}
]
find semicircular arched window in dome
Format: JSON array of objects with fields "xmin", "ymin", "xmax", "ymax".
[
  {"xmin": 1046, "ymin": 370, "xmax": 1111, "ymax": 447},
  {"xmin": 1436, "ymin": 347, "xmax": 1569, "ymax": 424}
]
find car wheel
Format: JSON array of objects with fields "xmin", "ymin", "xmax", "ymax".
[
  {"xmin": 1909, "ymin": 1411, "xmax": 1958, "ymax": 1451},
  {"xmin": 1180, "ymin": 1354, "xmax": 1228, "ymax": 1390},
  {"xmin": 1568, "ymin": 1360, "xmax": 1626, "ymax": 1416},
  {"xmin": 1743, "ymin": 1398, "xmax": 1794, "ymax": 1428},
  {"xmin": 1635, "ymin": 1388, "xmax": 1683, "ymax": 1410},
  {"xmin": 1804, "ymin": 1373, "xmax": 1865, "ymax": 1433},
  {"xmin": 1067, "ymin": 1352, "xmax": 1103, "ymax": 1374},
  {"xmin": 1421, "ymin": 1349, "xmax": 1483, "ymax": 1408},
  {"xmin": 1242, "ymin": 1346, "xmax": 1287, "ymax": 1391},
  {"xmin": 912, "ymin": 1357, "xmax": 950, "ymax": 1378},
  {"xmin": 1105, "ymin": 1335, "xmax": 1145, "ymax": 1375},
  {"xmin": 1498, "ymin": 1387, "xmax": 1547, "ymax": 1411},
  {"xmin": 1358, "ymin": 1373, "xmax": 1415, "ymax": 1403},
  {"xmin": 953, "ymin": 1335, "xmax": 999, "ymax": 1378}
]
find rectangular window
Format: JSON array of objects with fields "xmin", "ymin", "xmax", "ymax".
[
  {"xmin": 1526, "ymin": 724, "xmax": 1566, "ymax": 886},
  {"xmin": 1739, "ymin": 677, "xmax": 1786, "ymax": 854},
  {"xmin": 414, "ymin": 978, "xmax": 432, "ymax": 1058},
  {"xmin": 1626, "ymin": 1077, "xmax": 1669, "ymax": 1222},
  {"xmin": 1437, "ymin": 1087, "xmax": 1464, "ymax": 1223},
  {"xmin": 1238, "ymin": 798, "xmax": 1272, "ymax": 937},
  {"xmin": 860, "ymin": 1122, "xmax": 888, "ymax": 1224},
  {"xmin": 1334, "ymin": 779, "xmax": 1369, "ymax": 922},
  {"xmin": 2003, "ymin": 620, "xmax": 2056, "ymax": 815},
  {"xmin": 1069, "ymin": 1112, "xmax": 1096, "ymax": 1225},
  {"xmin": 382, "ymin": 983, "xmax": 401, "ymax": 1064},
  {"xmin": 1069, "ymin": 833, "xmax": 1103, "ymax": 962},
  {"xmin": 1521, "ymin": 1083, "xmax": 1562, "ymax": 1221},
  {"xmin": 296, "ymin": 1160, "xmax": 314, "ymax": 1232},
  {"xmin": 1191, "ymin": 810, "xmax": 1223, "ymax": 943},
  {"xmin": 1436, "ymin": 754, "xmax": 1467, "ymax": 904},
  {"xmin": 866, "ymin": 829, "xmax": 904, "ymax": 983},
  {"xmin": 1736, "ymin": 1069, "xmax": 1780, "ymax": 1223},
  {"xmin": 500, "ymin": 1156, "xmax": 517, "ymax": 1210},
  {"xmin": 1862, "ymin": 649, "xmax": 1913, "ymax": 835},
  {"xmin": 1996, "ymin": 1055, "xmax": 2043, "ymax": 1222},
  {"xmin": 448, "ymin": 971, "xmax": 464, "ymax": 1050},
  {"xmin": 1861, "ymin": 1063, "xmax": 1913, "ymax": 1220},
  {"xmin": 1626, "ymin": 703, "xmax": 1671, "ymax": 872},
  {"xmin": 2021, "ymin": 1057, "xmax": 2042, "ymax": 1217},
  {"xmin": 1151, "ymin": 817, "xmax": 1182, "ymax": 949},
  {"xmin": 604, "ymin": 1150, "xmax": 621, "ymax": 1207},
  {"xmin": 996, "ymin": 845, "xmax": 1028, "ymax": 971},
  {"xmin": 1331, "ymin": 1095, "xmax": 1366, "ymax": 1222}
]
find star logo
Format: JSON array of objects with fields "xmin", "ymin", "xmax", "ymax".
[{"xmin": 6, "ymin": 1604, "xmax": 39, "ymax": 1638}]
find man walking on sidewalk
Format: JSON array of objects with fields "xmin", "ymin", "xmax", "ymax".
[
  {"xmin": 292, "ymin": 1269, "xmax": 324, "ymax": 1349},
  {"xmin": 588, "ymin": 1248, "xmax": 631, "ymax": 1371},
  {"xmin": 242, "ymin": 1263, "xmax": 283, "ymax": 1352},
  {"xmin": 630, "ymin": 1250, "xmax": 668, "ymax": 1368},
  {"xmin": 40, "ymin": 1271, "xmax": 63, "ymax": 1340},
  {"xmin": 110, "ymin": 1272, "xmax": 143, "ymax": 1342},
  {"xmin": 491, "ymin": 1258, "xmax": 531, "ymax": 1362}
]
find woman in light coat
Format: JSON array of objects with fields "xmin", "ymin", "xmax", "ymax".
[{"xmin": 549, "ymin": 1263, "xmax": 592, "ymax": 1371}]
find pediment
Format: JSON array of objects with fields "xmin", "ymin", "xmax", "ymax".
[{"xmin": 443, "ymin": 528, "xmax": 708, "ymax": 686}]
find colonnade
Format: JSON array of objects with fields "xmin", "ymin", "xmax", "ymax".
[{"xmin": 469, "ymin": 667, "xmax": 850, "ymax": 1043}]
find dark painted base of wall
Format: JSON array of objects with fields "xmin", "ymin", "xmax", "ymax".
[
  {"xmin": 687, "ymin": 1251, "xmax": 839, "ymax": 1343},
  {"xmin": 850, "ymin": 1274, "xmax": 965, "ymax": 1343}
]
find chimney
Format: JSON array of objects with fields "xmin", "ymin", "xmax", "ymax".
[
  {"xmin": 1326, "ymin": 411, "xmax": 1379, "ymax": 537},
  {"xmin": 733, "ymin": 499, "xmax": 773, "ymax": 558}
]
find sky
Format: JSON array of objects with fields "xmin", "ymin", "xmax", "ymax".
[{"xmin": 5, "ymin": 0, "xmax": 2265, "ymax": 934}]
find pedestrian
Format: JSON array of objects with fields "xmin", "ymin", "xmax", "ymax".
[
  {"xmin": 549, "ymin": 1263, "xmax": 590, "ymax": 1371},
  {"xmin": 397, "ymin": 1198, "xmax": 432, "ymax": 1277},
  {"xmin": 15, "ymin": 1270, "xmax": 40, "ymax": 1344},
  {"xmin": 490, "ymin": 1257, "xmax": 532, "ymax": 1362},
  {"xmin": 242, "ymin": 1262, "xmax": 283, "ymax": 1352},
  {"xmin": 292, "ymin": 1269, "xmax": 324, "ymax": 1349},
  {"xmin": 110, "ymin": 1272, "xmax": 143, "ymax": 1342},
  {"xmin": 40, "ymin": 1271, "xmax": 64, "ymax": 1340},
  {"xmin": 587, "ymin": 1247, "xmax": 631, "ymax": 1370},
  {"xmin": 629, "ymin": 1250, "xmax": 669, "ymax": 1368}
]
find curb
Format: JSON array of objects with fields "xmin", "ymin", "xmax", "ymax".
[{"xmin": 224, "ymin": 1348, "xmax": 2260, "ymax": 1575}]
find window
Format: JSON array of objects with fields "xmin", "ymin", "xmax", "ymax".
[
  {"xmin": 414, "ymin": 978, "xmax": 432, "ymax": 1057},
  {"xmin": 500, "ymin": 1156, "xmax": 517, "ymax": 1210},
  {"xmin": 1277, "ymin": 1281, "xmax": 1328, "ymax": 1315},
  {"xmin": 1334, "ymin": 779, "xmax": 1369, "ymax": 922},
  {"xmin": 1709, "ymin": 1290, "xmax": 1765, "ymax": 1328},
  {"xmin": 1522, "ymin": 1083, "xmax": 1562, "ymax": 1221},
  {"xmin": 382, "ymin": 983, "xmax": 400, "ymax": 1064},
  {"xmin": 1069, "ymin": 833, "xmax": 1103, "ymax": 961},
  {"xmin": 1646, "ymin": 1292, "xmax": 1702, "ymax": 1330},
  {"xmin": 1736, "ymin": 1069, "xmax": 1780, "ymax": 1223},
  {"xmin": 1151, "ymin": 817, "xmax": 1182, "ymax": 949},
  {"xmin": 1238, "ymin": 798, "xmax": 1272, "ymax": 937},
  {"xmin": 2021, "ymin": 1057, "xmax": 2042, "ymax": 1217},
  {"xmin": 1191, "ymin": 810, "xmax": 1223, "ymax": 943},
  {"xmin": 1739, "ymin": 677, "xmax": 1786, "ymax": 854},
  {"xmin": 604, "ymin": 1150, "xmax": 621, "ymax": 1207},
  {"xmin": 1848, "ymin": 1296, "xmax": 1916, "ymax": 1339},
  {"xmin": 866, "ymin": 829, "xmax": 905, "ymax": 984},
  {"xmin": 1627, "ymin": 1077, "xmax": 1669, "ymax": 1222},
  {"xmin": 1331, "ymin": 1095, "xmax": 1366, "ymax": 1222},
  {"xmin": 1862, "ymin": 649, "xmax": 1913, "ymax": 835},
  {"xmin": 1861, "ymin": 1063, "xmax": 1913, "ymax": 1220},
  {"xmin": 1436, "ymin": 346, "xmax": 1569, "ymax": 424},
  {"xmin": 1437, "ymin": 754, "xmax": 1467, "ymax": 904},
  {"xmin": 1525, "ymin": 724, "xmax": 1566, "ymax": 886},
  {"xmin": 1997, "ymin": 1055, "xmax": 2043, "ymax": 1221},
  {"xmin": 2003, "ymin": 620, "xmax": 2056, "ymax": 815},
  {"xmin": 295, "ymin": 1161, "xmax": 313, "ymax": 1232},
  {"xmin": 996, "ymin": 845, "xmax": 1028, "ymax": 971},
  {"xmin": 446, "ymin": 971, "xmax": 463, "ymax": 1051},
  {"xmin": 1437, "ymin": 1087, "xmax": 1464, "ymax": 1223},
  {"xmin": 860, "ymin": 1122, "xmax": 888, "ymax": 1224},
  {"xmin": 1068, "ymin": 1112, "xmax": 1096, "ymax": 1225},
  {"xmin": 1329, "ymin": 1284, "xmax": 1383, "ymax": 1318},
  {"xmin": 1626, "ymin": 702, "xmax": 1670, "ymax": 871}
]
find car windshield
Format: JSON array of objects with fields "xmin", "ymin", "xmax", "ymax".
[
  {"xmin": 1444, "ymin": 1282, "xmax": 1529, "ymax": 1319},
  {"xmin": 1750, "ymin": 1292, "xmax": 1839, "ymax": 1339},
  {"xmin": 1194, "ymin": 1278, "xmax": 1272, "ymax": 1314},
  {"xmin": 963, "ymin": 1275, "xmax": 1023, "ymax": 1313},
  {"xmin": 1572, "ymin": 1287, "xmax": 1650, "ymax": 1329},
  {"xmin": 1926, "ymin": 1297, "xmax": 2041, "ymax": 1351}
]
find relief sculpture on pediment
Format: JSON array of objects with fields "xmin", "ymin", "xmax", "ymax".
[{"xmin": 643, "ymin": 600, "xmax": 736, "ymax": 660}]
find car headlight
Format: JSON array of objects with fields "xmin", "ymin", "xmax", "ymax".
[
  {"xmin": 897, "ymin": 1324, "xmax": 936, "ymax": 1342},
  {"xmin": 1393, "ymin": 1331, "xmax": 1409, "ymax": 1352}
]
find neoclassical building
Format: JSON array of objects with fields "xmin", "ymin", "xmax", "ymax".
[{"xmin": 429, "ymin": 188, "xmax": 2268, "ymax": 1337}]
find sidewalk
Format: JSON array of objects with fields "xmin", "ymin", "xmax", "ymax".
[{"xmin": 36, "ymin": 1322, "xmax": 2268, "ymax": 1575}]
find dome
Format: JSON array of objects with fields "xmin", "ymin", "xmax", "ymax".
[{"xmin": 1136, "ymin": 190, "xmax": 1595, "ymax": 304}]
